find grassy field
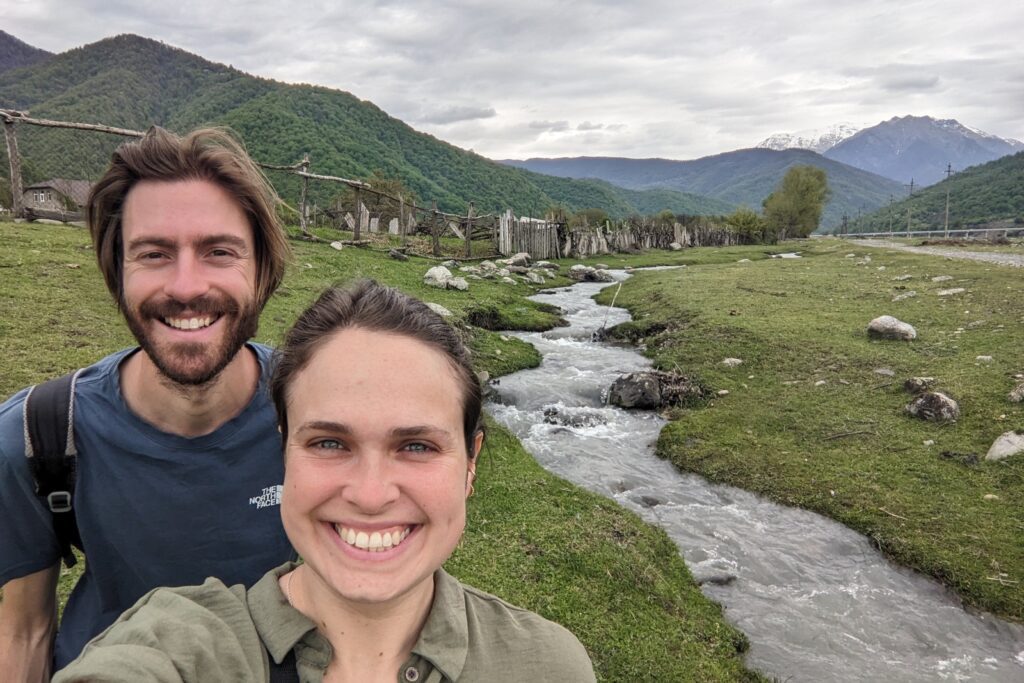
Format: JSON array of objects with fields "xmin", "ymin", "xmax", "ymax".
[
  {"xmin": 598, "ymin": 238, "xmax": 1024, "ymax": 621},
  {"xmin": 0, "ymin": 221, "xmax": 764, "ymax": 681}
]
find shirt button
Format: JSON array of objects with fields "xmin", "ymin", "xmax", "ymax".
[{"xmin": 404, "ymin": 667, "xmax": 420, "ymax": 682}]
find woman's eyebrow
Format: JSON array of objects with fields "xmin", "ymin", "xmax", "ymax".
[
  {"xmin": 296, "ymin": 420, "xmax": 352, "ymax": 435},
  {"xmin": 389, "ymin": 425, "xmax": 452, "ymax": 439}
]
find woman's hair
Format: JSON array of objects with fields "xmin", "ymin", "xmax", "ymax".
[
  {"xmin": 87, "ymin": 126, "xmax": 289, "ymax": 311},
  {"xmin": 271, "ymin": 280, "xmax": 484, "ymax": 455}
]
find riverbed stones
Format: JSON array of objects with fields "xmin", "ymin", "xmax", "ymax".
[
  {"xmin": 542, "ymin": 406, "xmax": 608, "ymax": 429},
  {"xmin": 525, "ymin": 271, "xmax": 546, "ymax": 285},
  {"xmin": 424, "ymin": 266, "xmax": 467, "ymax": 290},
  {"xmin": 607, "ymin": 371, "xmax": 708, "ymax": 409},
  {"xmin": 985, "ymin": 431, "xmax": 1024, "ymax": 461},
  {"xmin": 504, "ymin": 252, "xmax": 532, "ymax": 267},
  {"xmin": 867, "ymin": 315, "xmax": 917, "ymax": 341},
  {"xmin": 569, "ymin": 264, "xmax": 614, "ymax": 282},
  {"xmin": 906, "ymin": 391, "xmax": 960, "ymax": 422}
]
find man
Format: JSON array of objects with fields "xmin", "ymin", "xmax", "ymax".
[{"xmin": 0, "ymin": 127, "xmax": 295, "ymax": 679}]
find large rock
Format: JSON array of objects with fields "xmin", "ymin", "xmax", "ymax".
[
  {"xmin": 535, "ymin": 261, "xmax": 560, "ymax": 271},
  {"xmin": 525, "ymin": 271, "xmax": 546, "ymax": 284},
  {"xmin": 424, "ymin": 266, "xmax": 453, "ymax": 288},
  {"xmin": 1009, "ymin": 382, "xmax": 1024, "ymax": 403},
  {"xmin": 448, "ymin": 277, "xmax": 469, "ymax": 291},
  {"xmin": 608, "ymin": 373, "xmax": 662, "ymax": 409},
  {"xmin": 867, "ymin": 315, "xmax": 917, "ymax": 341},
  {"xmin": 906, "ymin": 391, "xmax": 960, "ymax": 422},
  {"xmin": 608, "ymin": 371, "xmax": 708, "ymax": 410},
  {"xmin": 505, "ymin": 252, "xmax": 532, "ymax": 267},
  {"xmin": 985, "ymin": 431, "xmax": 1024, "ymax": 461},
  {"xmin": 904, "ymin": 377, "xmax": 936, "ymax": 394},
  {"xmin": 425, "ymin": 302, "xmax": 452, "ymax": 317},
  {"xmin": 569, "ymin": 264, "xmax": 614, "ymax": 282},
  {"xmin": 669, "ymin": 242, "xmax": 683, "ymax": 251}
]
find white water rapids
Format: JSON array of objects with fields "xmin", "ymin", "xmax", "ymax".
[{"xmin": 485, "ymin": 271, "xmax": 1024, "ymax": 682}]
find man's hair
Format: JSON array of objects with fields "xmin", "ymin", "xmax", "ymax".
[
  {"xmin": 270, "ymin": 280, "xmax": 484, "ymax": 455},
  {"xmin": 87, "ymin": 126, "xmax": 289, "ymax": 310}
]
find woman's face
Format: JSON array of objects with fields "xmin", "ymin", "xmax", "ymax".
[{"xmin": 281, "ymin": 327, "xmax": 480, "ymax": 606}]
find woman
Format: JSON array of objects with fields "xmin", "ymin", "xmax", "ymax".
[{"xmin": 55, "ymin": 280, "xmax": 595, "ymax": 682}]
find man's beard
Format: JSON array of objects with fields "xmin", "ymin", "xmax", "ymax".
[{"xmin": 123, "ymin": 294, "xmax": 260, "ymax": 386}]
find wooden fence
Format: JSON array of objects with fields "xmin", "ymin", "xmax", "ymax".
[{"xmin": 2, "ymin": 109, "xmax": 747, "ymax": 261}]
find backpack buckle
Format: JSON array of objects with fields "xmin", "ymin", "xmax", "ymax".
[{"xmin": 47, "ymin": 491, "xmax": 73, "ymax": 513}]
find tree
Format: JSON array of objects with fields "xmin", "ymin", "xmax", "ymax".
[
  {"xmin": 569, "ymin": 208, "xmax": 609, "ymax": 228},
  {"xmin": 762, "ymin": 166, "xmax": 830, "ymax": 239},
  {"xmin": 725, "ymin": 207, "xmax": 770, "ymax": 244}
]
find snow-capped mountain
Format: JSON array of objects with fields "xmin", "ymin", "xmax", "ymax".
[
  {"xmin": 756, "ymin": 123, "xmax": 864, "ymax": 153},
  {"xmin": 824, "ymin": 115, "xmax": 1024, "ymax": 186}
]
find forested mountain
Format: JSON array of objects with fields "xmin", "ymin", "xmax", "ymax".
[
  {"xmin": 0, "ymin": 34, "xmax": 726, "ymax": 218},
  {"xmin": 824, "ymin": 115, "xmax": 1024, "ymax": 187},
  {"xmin": 501, "ymin": 149, "xmax": 904, "ymax": 229},
  {"xmin": 0, "ymin": 31, "xmax": 52, "ymax": 75},
  {"xmin": 846, "ymin": 151, "xmax": 1024, "ymax": 233}
]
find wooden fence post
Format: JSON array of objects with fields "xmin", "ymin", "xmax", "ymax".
[
  {"xmin": 298, "ymin": 153, "xmax": 310, "ymax": 237},
  {"xmin": 398, "ymin": 193, "xmax": 406, "ymax": 247},
  {"xmin": 431, "ymin": 201, "xmax": 441, "ymax": 256},
  {"xmin": 353, "ymin": 186, "xmax": 362, "ymax": 241},
  {"xmin": 3, "ymin": 117, "xmax": 24, "ymax": 218},
  {"xmin": 465, "ymin": 202, "xmax": 474, "ymax": 258}
]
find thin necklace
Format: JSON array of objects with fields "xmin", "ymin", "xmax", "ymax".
[{"xmin": 285, "ymin": 570, "xmax": 296, "ymax": 607}]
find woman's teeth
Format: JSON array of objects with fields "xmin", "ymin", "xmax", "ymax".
[{"xmin": 335, "ymin": 525, "xmax": 411, "ymax": 552}]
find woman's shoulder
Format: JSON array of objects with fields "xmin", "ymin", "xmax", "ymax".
[{"xmin": 443, "ymin": 573, "xmax": 596, "ymax": 681}]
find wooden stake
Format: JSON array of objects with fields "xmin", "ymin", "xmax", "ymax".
[
  {"xmin": 431, "ymin": 201, "xmax": 441, "ymax": 256},
  {"xmin": 2, "ymin": 118, "xmax": 24, "ymax": 218},
  {"xmin": 353, "ymin": 186, "xmax": 362, "ymax": 241},
  {"xmin": 465, "ymin": 202, "xmax": 474, "ymax": 258}
]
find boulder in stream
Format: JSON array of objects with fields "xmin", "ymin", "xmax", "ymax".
[{"xmin": 608, "ymin": 370, "xmax": 708, "ymax": 409}]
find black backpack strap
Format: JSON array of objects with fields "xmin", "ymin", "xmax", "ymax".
[
  {"xmin": 267, "ymin": 649, "xmax": 300, "ymax": 683},
  {"xmin": 23, "ymin": 370, "xmax": 84, "ymax": 569}
]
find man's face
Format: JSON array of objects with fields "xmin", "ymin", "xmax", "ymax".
[{"xmin": 120, "ymin": 179, "xmax": 260, "ymax": 386}]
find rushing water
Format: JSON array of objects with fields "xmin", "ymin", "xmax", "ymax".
[{"xmin": 486, "ymin": 271, "xmax": 1024, "ymax": 682}]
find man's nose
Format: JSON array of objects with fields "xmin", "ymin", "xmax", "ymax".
[{"xmin": 164, "ymin": 253, "xmax": 211, "ymax": 303}]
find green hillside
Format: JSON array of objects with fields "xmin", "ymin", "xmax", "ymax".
[
  {"xmin": 847, "ymin": 151, "xmax": 1024, "ymax": 233},
  {"xmin": 0, "ymin": 34, "xmax": 725, "ymax": 219}
]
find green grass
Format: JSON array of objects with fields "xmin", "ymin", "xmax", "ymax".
[
  {"xmin": 597, "ymin": 237, "xmax": 1024, "ymax": 622},
  {"xmin": 0, "ymin": 221, "xmax": 762, "ymax": 681}
]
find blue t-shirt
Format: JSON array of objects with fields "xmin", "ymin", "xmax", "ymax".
[{"xmin": 0, "ymin": 343, "xmax": 294, "ymax": 668}]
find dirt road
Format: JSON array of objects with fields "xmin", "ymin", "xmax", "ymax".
[{"xmin": 855, "ymin": 239, "xmax": 1024, "ymax": 267}]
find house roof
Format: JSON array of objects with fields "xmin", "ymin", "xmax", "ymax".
[{"xmin": 24, "ymin": 178, "xmax": 94, "ymax": 206}]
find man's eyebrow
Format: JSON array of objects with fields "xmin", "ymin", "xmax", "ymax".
[{"xmin": 125, "ymin": 236, "xmax": 175, "ymax": 252}]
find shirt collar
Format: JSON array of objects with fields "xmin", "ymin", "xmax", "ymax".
[
  {"xmin": 411, "ymin": 568, "xmax": 469, "ymax": 681},
  {"xmin": 247, "ymin": 564, "xmax": 470, "ymax": 679},
  {"xmin": 247, "ymin": 562, "xmax": 320, "ymax": 665}
]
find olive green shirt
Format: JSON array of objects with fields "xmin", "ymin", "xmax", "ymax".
[{"xmin": 54, "ymin": 562, "xmax": 596, "ymax": 682}]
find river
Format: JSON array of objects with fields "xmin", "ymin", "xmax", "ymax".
[{"xmin": 486, "ymin": 270, "xmax": 1024, "ymax": 682}]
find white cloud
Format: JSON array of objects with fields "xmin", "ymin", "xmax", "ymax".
[{"xmin": 2, "ymin": 0, "xmax": 1022, "ymax": 159}]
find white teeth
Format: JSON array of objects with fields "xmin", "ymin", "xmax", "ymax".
[
  {"xmin": 165, "ymin": 316, "xmax": 214, "ymax": 330},
  {"xmin": 336, "ymin": 525, "xmax": 411, "ymax": 552}
]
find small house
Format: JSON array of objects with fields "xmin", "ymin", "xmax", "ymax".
[{"xmin": 23, "ymin": 179, "xmax": 94, "ymax": 213}]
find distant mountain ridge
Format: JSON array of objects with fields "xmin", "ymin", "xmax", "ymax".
[
  {"xmin": 757, "ymin": 123, "xmax": 864, "ymax": 153},
  {"xmin": 500, "ymin": 149, "xmax": 904, "ymax": 229},
  {"xmin": 0, "ymin": 33, "xmax": 726, "ymax": 219},
  {"xmin": 0, "ymin": 30, "xmax": 53, "ymax": 75}
]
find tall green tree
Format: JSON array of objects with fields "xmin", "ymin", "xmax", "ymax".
[{"xmin": 762, "ymin": 165, "xmax": 830, "ymax": 238}]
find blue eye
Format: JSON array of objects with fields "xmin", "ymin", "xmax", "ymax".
[
  {"xmin": 402, "ymin": 442, "xmax": 434, "ymax": 453},
  {"xmin": 313, "ymin": 439, "xmax": 344, "ymax": 450}
]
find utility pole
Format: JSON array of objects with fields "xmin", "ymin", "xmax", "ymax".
[
  {"xmin": 903, "ymin": 179, "xmax": 915, "ymax": 235},
  {"xmin": 943, "ymin": 163, "xmax": 954, "ymax": 238}
]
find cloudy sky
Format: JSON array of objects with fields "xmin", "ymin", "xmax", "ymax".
[{"xmin": 4, "ymin": 0, "xmax": 1022, "ymax": 160}]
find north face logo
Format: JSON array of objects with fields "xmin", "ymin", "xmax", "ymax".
[{"xmin": 249, "ymin": 485, "xmax": 283, "ymax": 509}]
